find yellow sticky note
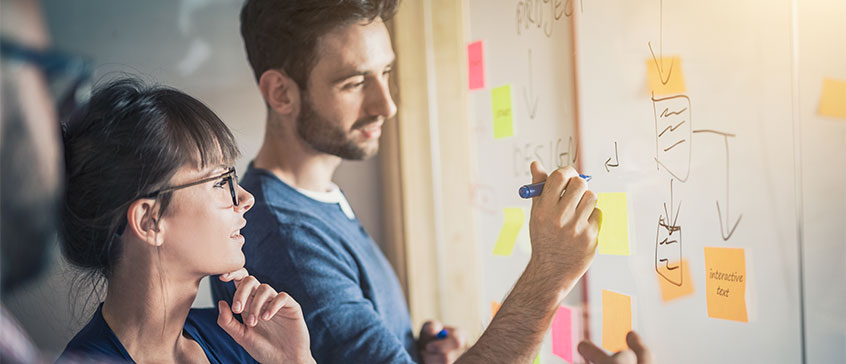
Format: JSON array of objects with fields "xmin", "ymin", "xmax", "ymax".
[
  {"xmin": 532, "ymin": 353, "xmax": 541, "ymax": 364},
  {"xmin": 602, "ymin": 289, "xmax": 632, "ymax": 353},
  {"xmin": 704, "ymin": 247, "xmax": 748, "ymax": 322},
  {"xmin": 819, "ymin": 78, "xmax": 846, "ymax": 119},
  {"xmin": 646, "ymin": 56, "xmax": 686, "ymax": 96},
  {"xmin": 491, "ymin": 85, "xmax": 514, "ymax": 138},
  {"xmin": 491, "ymin": 301, "xmax": 502, "ymax": 319},
  {"xmin": 596, "ymin": 193, "xmax": 630, "ymax": 255},
  {"xmin": 657, "ymin": 259, "xmax": 694, "ymax": 302},
  {"xmin": 492, "ymin": 208, "xmax": 524, "ymax": 256}
]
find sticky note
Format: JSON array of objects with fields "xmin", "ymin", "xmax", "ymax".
[
  {"xmin": 491, "ymin": 301, "xmax": 502, "ymax": 319},
  {"xmin": 646, "ymin": 56, "xmax": 686, "ymax": 96},
  {"xmin": 468, "ymin": 41, "xmax": 485, "ymax": 90},
  {"xmin": 602, "ymin": 290, "xmax": 632, "ymax": 353},
  {"xmin": 551, "ymin": 306, "xmax": 573, "ymax": 362},
  {"xmin": 491, "ymin": 85, "xmax": 515, "ymax": 139},
  {"xmin": 657, "ymin": 259, "xmax": 694, "ymax": 302},
  {"xmin": 533, "ymin": 353, "xmax": 541, "ymax": 364},
  {"xmin": 819, "ymin": 78, "xmax": 846, "ymax": 119},
  {"xmin": 704, "ymin": 247, "xmax": 748, "ymax": 322},
  {"xmin": 492, "ymin": 208, "xmax": 524, "ymax": 256},
  {"xmin": 596, "ymin": 193, "xmax": 630, "ymax": 255}
]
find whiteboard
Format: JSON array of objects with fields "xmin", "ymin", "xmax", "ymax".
[
  {"xmin": 468, "ymin": 0, "xmax": 844, "ymax": 363},
  {"xmin": 467, "ymin": 0, "xmax": 584, "ymax": 362}
]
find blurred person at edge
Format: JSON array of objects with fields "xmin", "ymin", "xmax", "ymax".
[{"xmin": 1, "ymin": 0, "xmax": 79, "ymax": 362}]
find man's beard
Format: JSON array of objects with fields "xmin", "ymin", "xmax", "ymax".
[{"xmin": 295, "ymin": 95, "xmax": 381, "ymax": 160}]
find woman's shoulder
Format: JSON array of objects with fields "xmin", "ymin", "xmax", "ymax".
[{"xmin": 59, "ymin": 305, "xmax": 133, "ymax": 363}]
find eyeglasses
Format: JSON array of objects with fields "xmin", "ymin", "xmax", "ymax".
[
  {"xmin": 0, "ymin": 37, "xmax": 93, "ymax": 122},
  {"xmin": 144, "ymin": 167, "xmax": 240, "ymax": 207}
]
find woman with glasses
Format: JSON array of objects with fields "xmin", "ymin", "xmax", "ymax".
[{"xmin": 58, "ymin": 78, "xmax": 314, "ymax": 363}]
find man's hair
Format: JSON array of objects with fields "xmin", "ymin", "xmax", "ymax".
[{"xmin": 240, "ymin": 0, "xmax": 399, "ymax": 89}]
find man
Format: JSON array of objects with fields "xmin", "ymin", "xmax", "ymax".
[
  {"xmin": 0, "ymin": 1, "xmax": 96, "ymax": 362},
  {"xmin": 212, "ymin": 1, "xmax": 652, "ymax": 363}
]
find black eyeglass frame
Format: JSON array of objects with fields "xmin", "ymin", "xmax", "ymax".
[
  {"xmin": 0, "ymin": 37, "xmax": 94, "ymax": 122},
  {"xmin": 143, "ymin": 167, "xmax": 239, "ymax": 207}
]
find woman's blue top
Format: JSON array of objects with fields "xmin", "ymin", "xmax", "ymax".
[{"xmin": 59, "ymin": 303, "xmax": 257, "ymax": 363}]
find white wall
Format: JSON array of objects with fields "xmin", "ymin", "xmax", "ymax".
[{"xmin": 2, "ymin": 0, "xmax": 386, "ymax": 356}]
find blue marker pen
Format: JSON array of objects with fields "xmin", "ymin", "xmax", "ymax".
[
  {"xmin": 518, "ymin": 174, "xmax": 592, "ymax": 199},
  {"xmin": 436, "ymin": 329, "xmax": 448, "ymax": 340}
]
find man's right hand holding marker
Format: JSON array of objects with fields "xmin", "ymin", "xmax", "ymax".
[
  {"xmin": 455, "ymin": 163, "xmax": 652, "ymax": 364},
  {"xmin": 527, "ymin": 161, "xmax": 601, "ymax": 298}
]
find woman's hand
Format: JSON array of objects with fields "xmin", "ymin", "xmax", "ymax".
[{"xmin": 216, "ymin": 268, "xmax": 315, "ymax": 364}]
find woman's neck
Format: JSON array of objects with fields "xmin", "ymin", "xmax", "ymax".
[{"xmin": 101, "ymin": 246, "xmax": 205, "ymax": 363}]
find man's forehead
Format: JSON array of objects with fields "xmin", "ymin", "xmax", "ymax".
[{"xmin": 313, "ymin": 19, "xmax": 395, "ymax": 73}]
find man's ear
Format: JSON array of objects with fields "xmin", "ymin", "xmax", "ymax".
[
  {"xmin": 125, "ymin": 199, "xmax": 165, "ymax": 247},
  {"xmin": 258, "ymin": 69, "xmax": 300, "ymax": 116}
]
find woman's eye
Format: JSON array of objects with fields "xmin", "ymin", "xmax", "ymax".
[{"xmin": 213, "ymin": 178, "xmax": 228, "ymax": 188}]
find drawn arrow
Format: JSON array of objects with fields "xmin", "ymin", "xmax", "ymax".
[
  {"xmin": 648, "ymin": 0, "xmax": 674, "ymax": 86},
  {"xmin": 693, "ymin": 129, "xmax": 743, "ymax": 241},
  {"xmin": 604, "ymin": 141, "xmax": 619, "ymax": 172},
  {"xmin": 715, "ymin": 134, "xmax": 742, "ymax": 241},
  {"xmin": 522, "ymin": 49, "xmax": 539, "ymax": 119}
]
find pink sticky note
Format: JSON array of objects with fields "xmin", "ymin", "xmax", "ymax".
[
  {"xmin": 468, "ymin": 41, "xmax": 485, "ymax": 90},
  {"xmin": 551, "ymin": 306, "xmax": 573, "ymax": 362}
]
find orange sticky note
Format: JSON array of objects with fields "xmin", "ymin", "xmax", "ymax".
[
  {"xmin": 657, "ymin": 259, "xmax": 694, "ymax": 302},
  {"xmin": 468, "ymin": 41, "xmax": 485, "ymax": 90},
  {"xmin": 602, "ymin": 290, "xmax": 632, "ymax": 353},
  {"xmin": 819, "ymin": 78, "xmax": 846, "ymax": 119},
  {"xmin": 646, "ymin": 56, "xmax": 686, "ymax": 96},
  {"xmin": 596, "ymin": 193, "xmax": 631, "ymax": 255},
  {"xmin": 490, "ymin": 301, "xmax": 502, "ymax": 319},
  {"xmin": 492, "ymin": 208, "xmax": 524, "ymax": 256},
  {"xmin": 704, "ymin": 247, "xmax": 748, "ymax": 322}
]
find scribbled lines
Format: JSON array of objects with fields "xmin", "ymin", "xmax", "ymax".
[
  {"xmin": 656, "ymin": 180, "xmax": 683, "ymax": 286},
  {"xmin": 653, "ymin": 94, "xmax": 692, "ymax": 182}
]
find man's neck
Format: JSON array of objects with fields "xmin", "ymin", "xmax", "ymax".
[{"xmin": 253, "ymin": 116, "xmax": 342, "ymax": 193}]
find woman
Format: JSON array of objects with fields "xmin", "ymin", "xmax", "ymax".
[{"xmin": 58, "ymin": 78, "xmax": 314, "ymax": 363}]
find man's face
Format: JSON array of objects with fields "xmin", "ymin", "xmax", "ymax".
[{"xmin": 295, "ymin": 18, "xmax": 397, "ymax": 160}]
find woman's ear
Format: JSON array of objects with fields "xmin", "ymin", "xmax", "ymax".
[
  {"xmin": 258, "ymin": 69, "xmax": 300, "ymax": 116},
  {"xmin": 125, "ymin": 199, "xmax": 165, "ymax": 247}
]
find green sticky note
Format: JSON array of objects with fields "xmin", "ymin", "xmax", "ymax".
[
  {"xmin": 491, "ymin": 85, "xmax": 514, "ymax": 139},
  {"xmin": 493, "ymin": 208, "xmax": 525, "ymax": 256},
  {"xmin": 533, "ymin": 353, "xmax": 541, "ymax": 364},
  {"xmin": 596, "ymin": 192, "xmax": 630, "ymax": 255}
]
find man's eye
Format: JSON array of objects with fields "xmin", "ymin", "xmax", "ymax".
[{"xmin": 346, "ymin": 81, "xmax": 365, "ymax": 89}]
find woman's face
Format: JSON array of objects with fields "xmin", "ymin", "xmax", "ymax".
[{"xmin": 157, "ymin": 164, "xmax": 254, "ymax": 278}]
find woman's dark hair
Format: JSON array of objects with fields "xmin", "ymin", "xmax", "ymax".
[
  {"xmin": 240, "ymin": 0, "xmax": 399, "ymax": 89},
  {"xmin": 60, "ymin": 77, "xmax": 239, "ymax": 281}
]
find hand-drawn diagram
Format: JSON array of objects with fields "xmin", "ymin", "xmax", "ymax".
[{"xmin": 648, "ymin": 0, "xmax": 743, "ymax": 286}]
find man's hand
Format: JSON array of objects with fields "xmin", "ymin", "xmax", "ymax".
[
  {"xmin": 528, "ymin": 162, "xmax": 601, "ymax": 288},
  {"xmin": 216, "ymin": 268, "xmax": 315, "ymax": 364},
  {"xmin": 419, "ymin": 320, "xmax": 467, "ymax": 364},
  {"xmin": 578, "ymin": 331, "xmax": 653, "ymax": 364}
]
